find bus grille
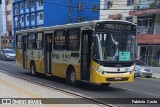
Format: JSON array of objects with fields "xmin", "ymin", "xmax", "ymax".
[
  {"xmin": 106, "ymin": 77, "xmax": 129, "ymax": 81},
  {"xmin": 105, "ymin": 71, "xmax": 127, "ymax": 73}
]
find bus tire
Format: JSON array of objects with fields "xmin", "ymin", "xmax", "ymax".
[
  {"xmin": 67, "ymin": 68, "xmax": 77, "ymax": 86},
  {"xmin": 30, "ymin": 62, "xmax": 36, "ymax": 76}
]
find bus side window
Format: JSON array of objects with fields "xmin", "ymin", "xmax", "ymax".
[
  {"xmin": 28, "ymin": 33, "xmax": 36, "ymax": 49},
  {"xmin": 36, "ymin": 33, "xmax": 43, "ymax": 50},
  {"xmin": 53, "ymin": 30, "xmax": 66, "ymax": 50},
  {"xmin": 67, "ymin": 28, "xmax": 80, "ymax": 51},
  {"xmin": 16, "ymin": 35, "xmax": 22, "ymax": 49},
  {"xmin": 93, "ymin": 36, "xmax": 100, "ymax": 59}
]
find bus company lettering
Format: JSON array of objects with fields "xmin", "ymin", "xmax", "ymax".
[
  {"xmin": 62, "ymin": 54, "xmax": 71, "ymax": 59},
  {"xmin": 52, "ymin": 53, "xmax": 60, "ymax": 59}
]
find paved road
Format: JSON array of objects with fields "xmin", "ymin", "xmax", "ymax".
[{"xmin": 0, "ymin": 60, "xmax": 160, "ymax": 107}]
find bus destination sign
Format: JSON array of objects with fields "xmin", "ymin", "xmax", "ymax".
[
  {"xmin": 96, "ymin": 23, "xmax": 135, "ymax": 31},
  {"xmin": 105, "ymin": 24, "xmax": 131, "ymax": 30}
]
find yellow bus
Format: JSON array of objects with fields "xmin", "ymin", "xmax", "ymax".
[{"xmin": 16, "ymin": 20, "xmax": 137, "ymax": 86}]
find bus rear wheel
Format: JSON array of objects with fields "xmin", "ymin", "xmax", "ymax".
[
  {"xmin": 30, "ymin": 62, "xmax": 36, "ymax": 76},
  {"xmin": 67, "ymin": 69, "xmax": 77, "ymax": 86}
]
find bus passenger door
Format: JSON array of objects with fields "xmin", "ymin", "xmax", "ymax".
[
  {"xmin": 81, "ymin": 30, "xmax": 93, "ymax": 81},
  {"xmin": 22, "ymin": 35, "xmax": 27, "ymax": 69},
  {"xmin": 44, "ymin": 33, "xmax": 52, "ymax": 75}
]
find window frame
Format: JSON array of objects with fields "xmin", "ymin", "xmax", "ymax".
[
  {"xmin": 78, "ymin": 3, "xmax": 84, "ymax": 10},
  {"xmin": 92, "ymin": 5, "xmax": 99, "ymax": 12},
  {"xmin": 31, "ymin": 14, "xmax": 34, "ymax": 21},
  {"xmin": 38, "ymin": 0, "xmax": 43, "ymax": 6},
  {"xmin": 26, "ymin": 1, "xmax": 29, "ymax": 9},
  {"xmin": 21, "ymin": 16, "xmax": 24, "ymax": 22},
  {"xmin": 20, "ymin": 2, "xmax": 24, "ymax": 10},
  {"xmin": 36, "ymin": 32, "xmax": 44, "ymax": 50},
  {"xmin": 53, "ymin": 30, "xmax": 66, "ymax": 50},
  {"xmin": 27, "ymin": 33, "xmax": 36, "ymax": 49},
  {"xmin": 39, "ymin": 13, "xmax": 43, "ymax": 20},
  {"xmin": 16, "ymin": 35, "xmax": 22, "ymax": 49},
  {"xmin": 30, "ymin": 0, "xmax": 34, "ymax": 8},
  {"xmin": 66, "ymin": 28, "xmax": 80, "ymax": 51},
  {"xmin": 27, "ymin": 15, "xmax": 29, "ymax": 21}
]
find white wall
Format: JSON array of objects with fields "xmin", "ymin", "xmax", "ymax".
[
  {"xmin": 1, "ymin": 0, "xmax": 7, "ymax": 35},
  {"xmin": 0, "ymin": 5, "xmax": 3, "ymax": 36},
  {"xmin": 100, "ymin": 0, "xmax": 134, "ymax": 20},
  {"xmin": 37, "ymin": 12, "xmax": 44, "ymax": 25}
]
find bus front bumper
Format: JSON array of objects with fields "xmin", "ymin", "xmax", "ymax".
[{"xmin": 90, "ymin": 71, "xmax": 134, "ymax": 84}]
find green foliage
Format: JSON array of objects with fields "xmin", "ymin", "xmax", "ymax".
[
  {"xmin": 149, "ymin": 60, "xmax": 159, "ymax": 67},
  {"xmin": 149, "ymin": 2, "xmax": 157, "ymax": 9}
]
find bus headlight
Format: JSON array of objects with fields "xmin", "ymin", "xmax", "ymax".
[
  {"xmin": 125, "ymin": 67, "xmax": 134, "ymax": 74},
  {"xmin": 93, "ymin": 66, "xmax": 105, "ymax": 74}
]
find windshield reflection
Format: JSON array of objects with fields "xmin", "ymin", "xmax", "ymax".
[{"xmin": 92, "ymin": 32, "xmax": 136, "ymax": 61}]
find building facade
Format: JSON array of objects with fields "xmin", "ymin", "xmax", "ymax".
[
  {"xmin": 0, "ymin": 0, "xmax": 14, "ymax": 50},
  {"xmin": 6, "ymin": 0, "xmax": 13, "ymax": 37},
  {"xmin": 0, "ymin": 0, "xmax": 7, "ymax": 36},
  {"xmin": 100, "ymin": 0, "xmax": 139, "ymax": 22},
  {"xmin": 130, "ymin": 0, "xmax": 160, "ymax": 66},
  {"xmin": 1, "ymin": 36, "xmax": 15, "ymax": 48},
  {"xmin": 13, "ymin": 0, "xmax": 100, "ymax": 36}
]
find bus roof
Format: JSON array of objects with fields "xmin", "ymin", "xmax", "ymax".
[{"xmin": 16, "ymin": 20, "xmax": 135, "ymax": 34}]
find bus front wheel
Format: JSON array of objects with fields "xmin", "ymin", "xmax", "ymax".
[
  {"xmin": 67, "ymin": 69, "xmax": 77, "ymax": 86},
  {"xmin": 30, "ymin": 62, "xmax": 36, "ymax": 76}
]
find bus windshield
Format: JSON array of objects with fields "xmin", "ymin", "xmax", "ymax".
[{"xmin": 93, "ymin": 32, "xmax": 136, "ymax": 62}]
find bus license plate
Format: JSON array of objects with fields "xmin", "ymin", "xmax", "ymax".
[{"xmin": 114, "ymin": 77, "xmax": 121, "ymax": 80}]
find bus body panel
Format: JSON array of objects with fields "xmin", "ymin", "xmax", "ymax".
[
  {"xmin": 90, "ymin": 60, "xmax": 134, "ymax": 84},
  {"xmin": 26, "ymin": 50, "xmax": 44, "ymax": 73},
  {"xmin": 16, "ymin": 49, "xmax": 23, "ymax": 67},
  {"xmin": 52, "ymin": 50, "xmax": 81, "ymax": 80}
]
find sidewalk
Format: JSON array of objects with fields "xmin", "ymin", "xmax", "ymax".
[
  {"xmin": 152, "ymin": 73, "xmax": 160, "ymax": 79},
  {"xmin": 152, "ymin": 67, "xmax": 160, "ymax": 79},
  {"xmin": 0, "ymin": 71, "xmax": 104, "ymax": 107}
]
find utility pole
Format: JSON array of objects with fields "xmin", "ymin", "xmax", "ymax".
[{"xmin": 70, "ymin": 0, "xmax": 72, "ymax": 23}]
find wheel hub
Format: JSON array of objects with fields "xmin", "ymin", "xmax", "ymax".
[{"xmin": 70, "ymin": 72, "xmax": 75, "ymax": 82}]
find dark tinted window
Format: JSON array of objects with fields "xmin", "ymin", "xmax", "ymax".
[
  {"xmin": 16, "ymin": 35, "xmax": 22, "ymax": 49},
  {"xmin": 67, "ymin": 28, "xmax": 80, "ymax": 51},
  {"xmin": 54, "ymin": 30, "xmax": 66, "ymax": 50},
  {"xmin": 28, "ymin": 33, "xmax": 36, "ymax": 49},
  {"xmin": 36, "ymin": 33, "xmax": 43, "ymax": 49}
]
